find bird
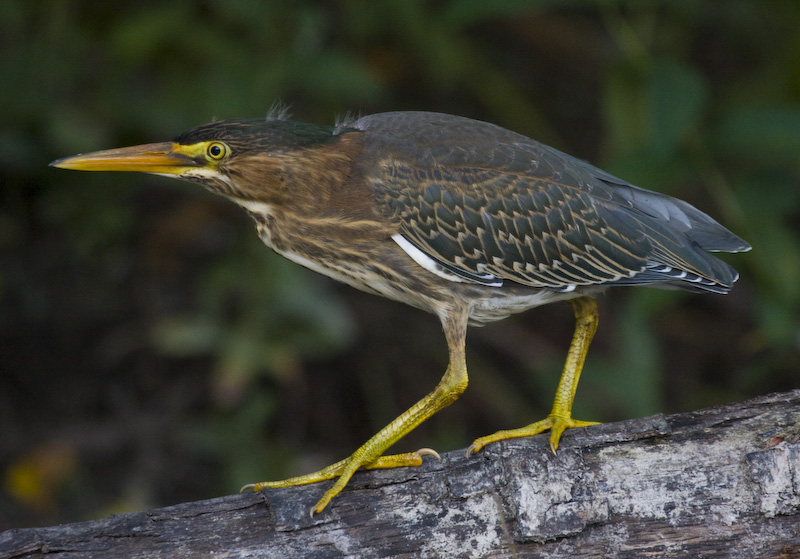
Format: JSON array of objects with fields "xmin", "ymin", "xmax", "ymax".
[{"xmin": 51, "ymin": 110, "xmax": 750, "ymax": 515}]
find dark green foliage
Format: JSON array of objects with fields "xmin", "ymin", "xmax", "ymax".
[{"xmin": 1, "ymin": 0, "xmax": 797, "ymax": 528}]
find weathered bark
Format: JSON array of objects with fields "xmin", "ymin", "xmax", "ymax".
[{"xmin": 2, "ymin": 390, "xmax": 799, "ymax": 559}]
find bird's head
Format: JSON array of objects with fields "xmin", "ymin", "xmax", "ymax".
[{"xmin": 51, "ymin": 118, "xmax": 355, "ymax": 206}]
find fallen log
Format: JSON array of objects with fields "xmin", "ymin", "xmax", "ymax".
[{"xmin": 2, "ymin": 390, "xmax": 799, "ymax": 558}]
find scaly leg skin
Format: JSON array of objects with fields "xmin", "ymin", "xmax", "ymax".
[
  {"xmin": 243, "ymin": 306, "xmax": 470, "ymax": 516},
  {"xmin": 468, "ymin": 296, "xmax": 600, "ymax": 455}
]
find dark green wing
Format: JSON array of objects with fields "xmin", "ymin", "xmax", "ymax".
[{"xmin": 356, "ymin": 112, "xmax": 749, "ymax": 293}]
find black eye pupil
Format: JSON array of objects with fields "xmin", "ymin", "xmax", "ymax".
[{"xmin": 210, "ymin": 145, "xmax": 222, "ymax": 157}]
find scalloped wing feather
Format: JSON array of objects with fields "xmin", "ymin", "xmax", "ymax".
[{"xmin": 358, "ymin": 112, "xmax": 748, "ymax": 294}]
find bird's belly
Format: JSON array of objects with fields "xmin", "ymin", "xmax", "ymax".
[
  {"xmin": 462, "ymin": 285, "xmax": 599, "ymax": 326},
  {"xmin": 249, "ymin": 209, "xmax": 605, "ymax": 325}
]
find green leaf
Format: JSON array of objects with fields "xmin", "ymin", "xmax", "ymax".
[
  {"xmin": 647, "ymin": 59, "xmax": 708, "ymax": 156},
  {"xmin": 442, "ymin": 0, "xmax": 583, "ymax": 28},
  {"xmin": 152, "ymin": 316, "xmax": 221, "ymax": 356},
  {"xmin": 603, "ymin": 58, "xmax": 707, "ymax": 157},
  {"xmin": 713, "ymin": 106, "xmax": 800, "ymax": 167}
]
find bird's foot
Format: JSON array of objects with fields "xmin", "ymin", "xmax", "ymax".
[
  {"xmin": 241, "ymin": 447, "xmax": 440, "ymax": 516},
  {"xmin": 467, "ymin": 414, "xmax": 599, "ymax": 455}
]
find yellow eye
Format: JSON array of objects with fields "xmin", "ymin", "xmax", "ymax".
[{"xmin": 206, "ymin": 142, "xmax": 229, "ymax": 161}]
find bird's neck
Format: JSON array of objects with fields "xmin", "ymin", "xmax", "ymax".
[{"xmin": 233, "ymin": 129, "xmax": 393, "ymax": 252}]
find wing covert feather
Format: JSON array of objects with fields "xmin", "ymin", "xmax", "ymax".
[{"xmin": 374, "ymin": 164, "xmax": 648, "ymax": 290}]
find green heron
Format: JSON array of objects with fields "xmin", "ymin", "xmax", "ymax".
[{"xmin": 51, "ymin": 111, "xmax": 749, "ymax": 514}]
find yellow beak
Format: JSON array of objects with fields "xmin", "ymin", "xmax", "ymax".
[{"xmin": 50, "ymin": 142, "xmax": 201, "ymax": 175}]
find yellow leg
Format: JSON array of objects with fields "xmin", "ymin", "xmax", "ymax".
[
  {"xmin": 468, "ymin": 296, "xmax": 600, "ymax": 455},
  {"xmin": 243, "ymin": 305, "xmax": 470, "ymax": 515}
]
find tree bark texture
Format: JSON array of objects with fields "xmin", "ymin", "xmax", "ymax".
[{"xmin": 2, "ymin": 390, "xmax": 799, "ymax": 558}]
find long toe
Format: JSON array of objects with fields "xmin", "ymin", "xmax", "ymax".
[
  {"xmin": 468, "ymin": 415, "xmax": 600, "ymax": 455},
  {"xmin": 468, "ymin": 417, "xmax": 556, "ymax": 455}
]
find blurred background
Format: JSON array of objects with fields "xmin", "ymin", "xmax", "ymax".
[{"xmin": 2, "ymin": 0, "xmax": 799, "ymax": 529}]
